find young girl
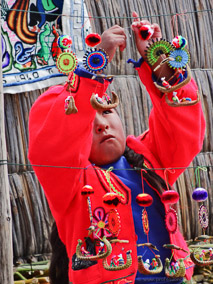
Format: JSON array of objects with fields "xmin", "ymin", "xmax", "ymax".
[{"xmin": 28, "ymin": 12, "xmax": 205, "ymax": 284}]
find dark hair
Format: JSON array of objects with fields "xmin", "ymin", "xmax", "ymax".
[
  {"xmin": 49, "ymin": 147, "xmax": 170, "ymax": 284},
  {"xmin": 49, "ymin": 222, "xmax": 69, "ymax": 284}
]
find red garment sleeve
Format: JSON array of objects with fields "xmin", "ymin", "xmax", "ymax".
[
  {"xmin": 127, "ymin": 61, "xmax": 206, "ymax": 185},
  {"xmin": 28, "ymin": 77, "xmax": 110, "ymax": 218}
]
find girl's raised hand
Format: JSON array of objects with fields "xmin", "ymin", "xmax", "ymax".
[{"xmin": 131, "ymin": 11, "xmax": 162, "ymax": 59}]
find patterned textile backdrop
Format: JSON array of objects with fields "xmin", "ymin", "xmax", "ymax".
[{"xmin": 1, "ymin": 0, "xmax": 91, "ymax": 93}]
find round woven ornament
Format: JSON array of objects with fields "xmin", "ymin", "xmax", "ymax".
[
  {"xmin": 83, "ymin": 48, "xmax": 108, "ymax": 73},
  {"xmin": 108, "ymin": 209, "xmax": 121, "ymax": 236},
  {"xmin": 198, "ymin": 205, "xmax": 209, "ymax": 230},
  {"xmin": 142, "ymin": 209, "xmax": 149, "ymax": 234},
  {"xmin": 168, "ymin": 49, "xmax": 190, "ymax": 69},
  {"xmin": 145, "ymin": 39, "xmax": 173, "ymax": 66},
  {"xmin": 165, "ymin": 208, "xmax": 178, "ymax": 234},
  {"xmin": 56, "ymin": 51, "xmax": 78, "ymax": 75}
]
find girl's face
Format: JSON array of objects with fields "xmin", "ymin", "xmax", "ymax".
[{"xmin": 89, "ymin": 109, "xmax": 126, "ymax": 166}]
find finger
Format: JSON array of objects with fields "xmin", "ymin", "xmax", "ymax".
[
  {"xmin": 108, "ymin": 25, "xmax": 126, "ymax": 35},
  {"xmin": 151, "ymin": 23, "xmax": 162, "ymax": 38},
  {"xmin": 131, "ymin": 20, "xmax": 152, "ymax": 32},
  {"xmin": 119, "ymin": 40, "xmax": 127, "ymax": 51},
  {"xmin": 132, "ymin": 11, "xmax": 140, "ymax": 22},
  {"xmin": 141, "ymin": 20, "xmax": 151, "ymax": 26}
]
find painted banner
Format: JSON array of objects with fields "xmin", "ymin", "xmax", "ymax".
[{"xmin": 1, "ymin": 0, "xmax": 91, "ymax": 93}]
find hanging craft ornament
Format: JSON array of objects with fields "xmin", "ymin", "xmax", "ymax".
[
  {"xmin": 90, "ymin": 91, "xmax": 119, "ymax": 111},
  {"xmin": 83, "ymin": 48, "xmax": 109, "ymax": 73},
  {"xmin": 76, "ymin": 235, "xmax": 112, "ymax": 261},
  {"xmin": 102, "ymin": 167, "xmax": 122, "ymax": 208},
  {"xmin": 103, "ymin": 248, "xmax": 132, "ymax": 271},
  {"xmin": 165, "ymin": 208, "xmax": 178, "ymax": 234},
  {"xmin": 57, "ymin": 35, "xmax": 72, "ymax": 50},
  {"xmin": 161, "ymin": 190, "xmax": 179, "ymax": 204},
  {"xmin": 143, "ymin": 36, "xmax": 192, "ymax": 93},
  {"xmin": 81, "ymin": 185, "xmax": 94, "ymax": 226},
  {"xmin": 139, "ymin": 25, "xmax": 154, "ymax": 40},
  {"xmin": 190, "ymin": 235, "xmax": 213, "ymax": 267},
  {"xmin": 198, "ymin": 204, "xmax": 209, "ymax": 230},
  {"xmin": 189, "ymin": 166, "xmax": 213, "ymax": 267},
  {"xmin": 137, "ymin": 243, "xmax": 163, "ymax": 275},
  {"xmin": 136, "ymin": 170, "xmax": 163, "ymax": 275},
  {"xmin": 64, "ymin": 95, "xmax": 78, "ymax": 114},
  {"xmin": 136, "ymin": 170, "xmax": 153, "ymax": 235},
  {"xmin": 145, "ymin": 39, "xmax": 174, "ymax": 66},
  {"xmin": 107, "ymin": 209, "xmax": 121, "ymax": 236},
  {"xmin": 172, "ymin": 35, "xmax": 187, "ymax": 49},
  {"xmin": 56, "ymin": 51, "xmax": 78, "ymax": 75},
  {"xmin": 192, "ymin": 187, "xmax": 208, "ymax": 202},
  {"xmin": 191, "ymin": 167, "xmax": 209, "ymax": 232},
  {"xmin": 162, "ymin": 169, "xmax": 179, "ymax": 234},
  {"xmin": 142, "ymin": 208, "xmax": 149, "ymax": 235},
  {"xmin": 85, "ymin": 33, "xmax": 102, "ymax": 47},
  {"xmin": 103, "ymin": 192, "xmax": 121, "ymax": 208},
  {"xmin": 168, "ymin": 48, "xmax": 190, "ymax": 69}
]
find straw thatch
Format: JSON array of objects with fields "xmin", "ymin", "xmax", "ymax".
[{"xmin": 3, "ymin": 0, "xmax": 213, "ymax": 262}]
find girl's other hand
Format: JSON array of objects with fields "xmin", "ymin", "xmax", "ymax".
[{"xmin": 131, "ymin": 11, "xmax": 162, "ymax": 58}]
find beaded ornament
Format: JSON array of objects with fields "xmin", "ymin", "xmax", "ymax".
[
  {"xmin": 145, "ymin": 39, "xmax": 173, "ymax": 66},
  {"xmin": 56, "ymin": 51, "xmax": 78, "ymax": 75},
  {"xmin": 83, "ymin": 48, "xmax": 108, "ymax": 73}
]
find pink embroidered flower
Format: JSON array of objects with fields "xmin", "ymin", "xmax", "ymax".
[{"xmin": 92, "ymin": 207, "xmax": 112, "ymax": 239}]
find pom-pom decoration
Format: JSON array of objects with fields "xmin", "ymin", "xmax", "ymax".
[
  {"xmin": 81, "ymin": 185, "xmax": 94, "ymax": 195},
  {"xmin": 165, "ymin": 208, "xmax": 178, "ymax": 234},
  {"xmin": 85, "ymin": 33, "xmax": 102, "ymax": 47},
  {"xmin": 83, "ymin": 48, "xmax": 108, "ymax": 73},
  {"xmin": 172, "ymin": 36, "xmax": 187, "ymax": 49},
  {"xmin": 136, "ymin": 193, "xmax": 153, "ymax": 207},
  {"xmin": 103, "ymin": 192, "xmax": 121, "ymax": 208},
  {"xmin": 56, "ymin": 51, "xmax": 78, "ymax": 75},
  {"xmin": 168, "ymin": 49, "xmax": 190, "ymax": 69},
  {"xmin": 142, "ymin": 209, "xmax": 149, "ymax": 234},
  {"xmin": 139, "ymin": 25, "xmax": 154, "ymax": 40},
  {"xmin": 192, "ymin": 187, "xmax": 208, "ymax": 202},
  {"xmin": 57, "ymin": 35, "xmax": 72, "ymax": 50},
  {"xmin": 108, "ymin": 209, "xmax": 121, "ymax": 236},
  {"xmin": 198, "ymin": 205, "xmax": 209, "ymax": 230},
  {"xmin": 145, "ymin": 39, "xmax": 174, "ymax": 66},
  {"xmin": 161, "ymin": 190, "xmax": 179, "ymax": 205}
]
